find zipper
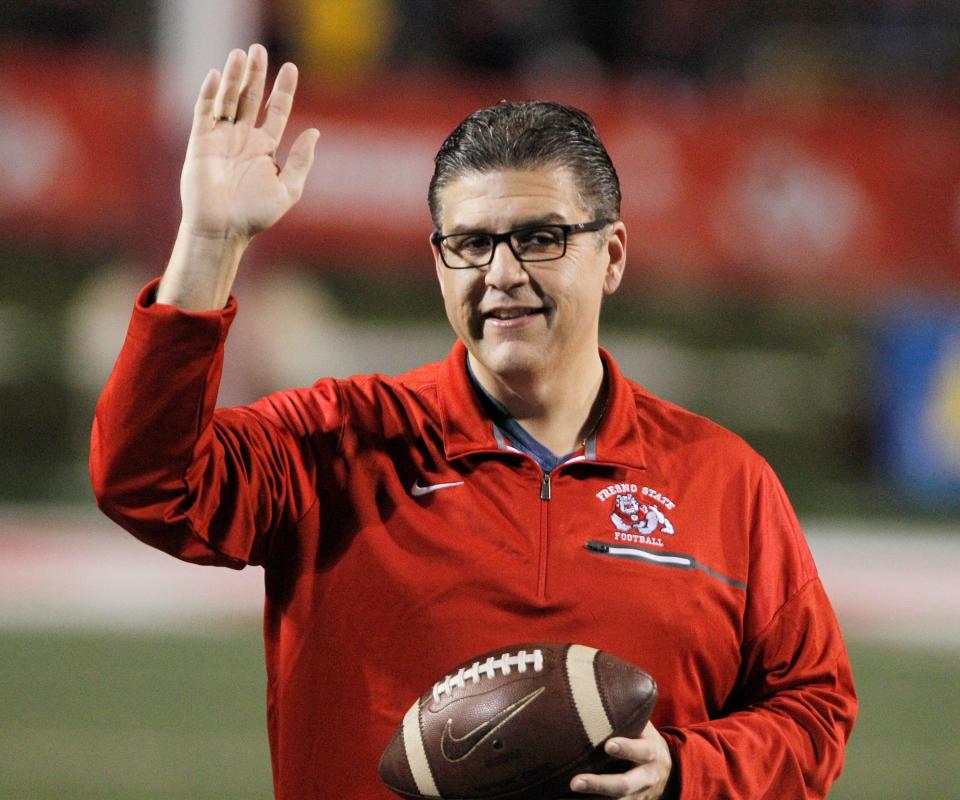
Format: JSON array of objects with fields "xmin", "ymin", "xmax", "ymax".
[{"xmin": 537, "ymin": 472, "xmax": 552, "ymax": 598}]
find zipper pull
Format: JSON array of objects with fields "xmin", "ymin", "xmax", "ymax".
[
  {"xmin": 585, "ymin": 541, "xmax": 609, "ymax": 553},
  {"xmin": 540, "ymin": 472, "xmax": 552, "ymax": 501}
]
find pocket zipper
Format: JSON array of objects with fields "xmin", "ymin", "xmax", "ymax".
[{"xmin": 584, "ymin": 540, "xmax": 746, "ymax": 590}]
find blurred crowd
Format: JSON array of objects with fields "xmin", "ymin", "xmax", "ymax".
[{"xmin": 3, "ymin": 0, "xmax": 959, "ymax": 93}]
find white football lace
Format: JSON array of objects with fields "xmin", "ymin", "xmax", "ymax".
[{"xmin": 432, "ymin": 649, "xmax": 544, "ymax": 703}]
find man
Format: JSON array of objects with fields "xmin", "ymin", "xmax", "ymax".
[{"xmin": 91, "ymin": 44, "xmax": 856, "ymax": 799}]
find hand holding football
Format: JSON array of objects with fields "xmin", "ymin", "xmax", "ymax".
[{"xmin": 379, "ymin": 642, "xmax": 657, "ymax": 800}]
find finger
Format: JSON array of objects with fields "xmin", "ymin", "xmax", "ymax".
[
  {"xmin": 570, "ymin": 763, "xmax": 657, "ymax": 797},
  {"xmin": 191, "ymin": 68, "xmax": 221, "ymax": 136},
  {"xmin": 235, "ymin": 43, "xmax": 268, "ymax": 126},
  {"xmin": 279, "ymin": 128, "xmax": 320, "ymax": 201},
  {"xmin": 604, "ymin": 736, "xmax": 656, "ymax": 765},
  {"xmin": 214, "ymin": 48, "xmax": 247, "ymax": 121},
  {"xmin": 260, "ymin": 62, "xmax": 299, "ymax": 144}
]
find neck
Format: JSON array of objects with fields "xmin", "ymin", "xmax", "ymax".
[{"xmin": 469, "ymin": 351, "xmax": 606, "ymax": 456}]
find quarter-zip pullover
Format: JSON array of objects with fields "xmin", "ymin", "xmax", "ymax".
[{"xmin": 90, "ymin": 281, "xmax": 856, "ymax": 800}]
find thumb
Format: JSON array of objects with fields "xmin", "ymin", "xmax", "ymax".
[{"xmin": 280, "ymin": 128, "xmax": 320, "ymax": 201}]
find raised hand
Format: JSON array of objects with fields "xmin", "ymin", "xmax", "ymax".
[
  {"xmin": 181, "ymin": 44, "xmax": 319, "ymax": 240},
  {"xmin": 157, "ymin": 44, "xmax": 318, "ymax": 310}
]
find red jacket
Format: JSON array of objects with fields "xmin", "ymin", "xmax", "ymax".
[{"xmin": 90, "ymin": 282, "xmax": 856, "ymax": 799}]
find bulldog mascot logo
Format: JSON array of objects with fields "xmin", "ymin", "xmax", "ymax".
[{"xmin": 610, "ymin": 493, "xmax": 675, "ymax": 538}]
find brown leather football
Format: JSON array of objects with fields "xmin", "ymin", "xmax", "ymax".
[{"xmin": 379, "ymin": 643, "xmax": 657, "ymax": 800}]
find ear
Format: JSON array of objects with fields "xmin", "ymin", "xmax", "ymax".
[
  {"xmin": 430, "ymin": 232, "xmax": 446, "ymax": 298},
  {"xmin": 602, "ymin": 221, "xmax": 627, "ymax": 295}
]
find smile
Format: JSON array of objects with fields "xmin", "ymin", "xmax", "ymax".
[
  {"xmin": 483, "ymin": 308, "xmax": 546, "ymax": 328},
  {"xmin": 487, "ymin": 308, "xmax": 542, "ymax": 319}
]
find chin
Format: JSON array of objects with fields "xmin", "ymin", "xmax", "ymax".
[{"xmin": 473, "ymin": 340, "xmax": 545, "ymax": 382}]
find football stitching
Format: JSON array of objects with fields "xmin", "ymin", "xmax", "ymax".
[{"xmin": 431, "ymin": 649, "xmax": 544, "ymax": 703}]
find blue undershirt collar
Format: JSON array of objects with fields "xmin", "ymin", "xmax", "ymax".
[{"xmin": 465, "ymin": 357, "xmax": 576, "ymax": 473}]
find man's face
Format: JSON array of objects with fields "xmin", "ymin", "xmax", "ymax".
[{"xmin": 432, "ymin": 166, "xmax": 626, "ymax": 389}]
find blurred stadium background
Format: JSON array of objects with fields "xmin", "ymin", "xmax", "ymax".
[{"xmin": 1, "ymin": 1, "xmax": 959, "ymax": 797}]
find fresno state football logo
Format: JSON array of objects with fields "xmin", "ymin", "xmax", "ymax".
[{"xmin": 596, "ymin": 484, "xmax": 676, "ymax": 548}]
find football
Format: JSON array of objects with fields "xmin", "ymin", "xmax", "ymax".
[{"xmin": 379, "ymin": 642, "xmax": 657, "ymax": 800}]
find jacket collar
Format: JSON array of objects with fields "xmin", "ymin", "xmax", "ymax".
[{"xmin": 437, "ymin": 340, "xmax": 648, "ymax": 469}]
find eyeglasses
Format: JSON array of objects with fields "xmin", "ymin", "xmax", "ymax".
[{"xmin": 431, "ymin": 219, "xmax": 614, "ymax": 269}]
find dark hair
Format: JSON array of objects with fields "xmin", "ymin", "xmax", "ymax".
[{"xmin": 428, "ymin": 100, "xmax": 620, "ymax": 230}]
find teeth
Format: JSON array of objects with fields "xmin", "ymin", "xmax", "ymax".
[{"xmin": 491, "ymin": 309, "xmax": 532, "ymax": 319}]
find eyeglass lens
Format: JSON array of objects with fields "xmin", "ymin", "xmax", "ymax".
[{"xmin": 442, "ymin": 226, "xmax": 566, "ymax": 267}]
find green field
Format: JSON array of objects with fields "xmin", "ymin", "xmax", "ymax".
[{"xmin": 1, "ymin": 629, "xmax": 957, "ymax": 798}]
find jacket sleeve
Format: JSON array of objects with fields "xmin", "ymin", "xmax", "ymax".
[
  {"xmin": 89, "ymin": 281, "xmax": 330, "ymax": 568},
  {"xmin": 658, "ymin": 464, "xmax": 858, "ymax": 799}
]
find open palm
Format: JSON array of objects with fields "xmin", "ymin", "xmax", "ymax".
[{"xmin": 180, "ymin": 45, "xmax": 318, "ymax": 241}]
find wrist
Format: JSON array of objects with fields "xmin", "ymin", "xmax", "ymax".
[
  {"xmin": 176, "ymin": 221, "xmax": 252, "ymax": 250},
  {"xmin": 156, "ymin": 224, "xmax": 251, "ymax": 310}
]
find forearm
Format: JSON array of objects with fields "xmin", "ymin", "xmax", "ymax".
[
  {"xmin": 90, "ymin": 282, "xmax": 242, "ymax": 562},
  {"xmin": 662, "ymin": 692, "xmax": 848, "ymax": 799},
  {"xmin": 661, "ymin": 580, "xmax": 857, "ymax": 799},
  {"xmin": 156, "ymin": 224, "xmax": 250, "ymax": 311}
]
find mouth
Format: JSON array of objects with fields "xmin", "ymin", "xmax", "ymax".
[
  {"xmin": 481, "ymin": 307, "xmax": 547, "ymax": 330},
  {"xmin": 483, "ymin": 306, "xmax": 546, "ymax": 321}
]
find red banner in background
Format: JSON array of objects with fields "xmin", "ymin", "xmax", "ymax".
[
  {"xmin": 0, "ymin": 49, "xmax": 154, "ymax": 249},
  {"xmin": 2, "ymin": 49, "xmax": 959, "ymax": 293}
]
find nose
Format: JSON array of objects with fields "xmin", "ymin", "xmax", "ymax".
[{"xmin": 484, "ymin": 239, "xmax": 529, "ymax": 290}]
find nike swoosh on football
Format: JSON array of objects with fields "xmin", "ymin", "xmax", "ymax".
[
  {"xmin": 440, "ymin": 686, "xmax": 545, "ymax": 762},
  {"xmin": 410, "ymin": 480, "xmax": 464, "ymax": 497}
]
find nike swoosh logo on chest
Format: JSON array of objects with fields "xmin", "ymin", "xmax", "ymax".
[{"xmin": 410, "ymin": 480, "xmax": 464, "ymax": 497}]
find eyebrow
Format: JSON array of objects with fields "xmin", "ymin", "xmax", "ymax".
[{"xmin": 444, "ymin": 213, "xmax": 568, "ymax": 235}]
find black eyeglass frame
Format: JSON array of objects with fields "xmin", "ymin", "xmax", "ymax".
[{"xmin": 431, "ymin": 219, "xmax": 615, "ymax": 269}]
